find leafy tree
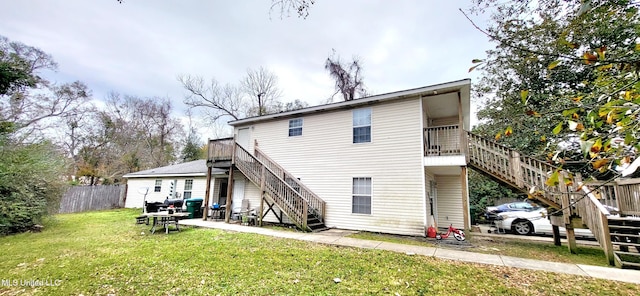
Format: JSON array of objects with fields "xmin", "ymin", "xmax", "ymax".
[
  {"xmin": 0, "ymin": 36, "xmax": 70, "ymax": 234},
  {"xmin": 325, "ymin": 50, "xmax": 367, "ymax": 102},
  {"xmin": 467, "ymin": 0, "xmax": 640, "ymax": 179},
  {"xmin": 468, "ymin": 169, "xmax": 521, "ymax": 223}
]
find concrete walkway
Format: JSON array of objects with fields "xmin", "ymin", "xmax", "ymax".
[{"xmin": 179, "ymin": 219, "xmax": 640, "ymax": 285}]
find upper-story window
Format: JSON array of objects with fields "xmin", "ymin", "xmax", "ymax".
[
  {"xmin": 353, "ymin": 108, "xmax": 371, "ymax": 143},
  {"xmin": 289, "ymin": 118, "xmax": 303, "ymax": 137},
  {"xmin": 154, "ymin": 179, "xmax": 162, "ymax": 192}
]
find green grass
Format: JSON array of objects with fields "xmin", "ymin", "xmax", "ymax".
[
  {"xmin": 348, "ymin": 231, "xmax": 609, "ymax": 267},
  {"xmin": 0, "ymin": 209, "xmax": 637, "ymax": 295}
]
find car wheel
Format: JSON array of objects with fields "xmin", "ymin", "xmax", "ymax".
[{"xmin": 512, "ymin": 220, "xmax": 533, "ymax": 235}]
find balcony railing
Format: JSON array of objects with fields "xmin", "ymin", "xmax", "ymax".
[
  {"xmin": 424, "ymin": 125, "xmax": 462, "ymax": 156},
  {"xmin": 207, "ymin": 137, "xmax": 234, "ymax": 161}
]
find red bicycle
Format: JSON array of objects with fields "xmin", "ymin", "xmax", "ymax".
[{"xmin": 436, "ymin": 224, "xmax": 466, "ymax": 241}]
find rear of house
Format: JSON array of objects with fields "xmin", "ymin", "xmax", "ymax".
[{"xmin": 207, "ymin": 79, "xmax": 472, "ymax": 236}]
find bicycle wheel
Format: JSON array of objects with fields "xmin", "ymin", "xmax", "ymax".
[{"xmin": 453, "ymin": 230, "xmax": 465, "ymax": 241}]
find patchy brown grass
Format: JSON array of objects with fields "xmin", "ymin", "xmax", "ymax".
[{"xmin": 0, "ymin": 209, "xmax": 636, "ymax": 295}]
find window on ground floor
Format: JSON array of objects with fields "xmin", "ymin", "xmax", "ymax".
[
  {"xmin": 183, "ymin": 179, "xmax": 193, "ymax": 199},
  {"xmin": 352, "ymin": 177, "xmax": 371, "ymax": 214},
  {"xmin": 154, "ymin": 179, "xmax": 162, "ymax": 192}
]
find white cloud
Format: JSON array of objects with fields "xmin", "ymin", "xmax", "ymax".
[{"xmin": 0, "ymin": 0, "xmax": 491, "ymax": 131}]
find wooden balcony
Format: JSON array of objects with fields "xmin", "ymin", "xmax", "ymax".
[
  {"xmin": 207, "ymin": 137, "xmax": 234, "ymax": 167},
  {"xmin": 424, "ymin": 125, "xmax": 463, "ymax": 156}
]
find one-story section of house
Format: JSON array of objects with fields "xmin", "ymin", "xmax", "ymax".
[{"xmin": 123, "ymin": 159, "xmax": 227, "ymax": 210}]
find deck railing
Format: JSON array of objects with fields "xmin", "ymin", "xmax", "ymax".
[
  {"xmin": 587, "ymin": 178, "xmax": 640, "ymax": 216},
  {"xmin": 207, "ymin": 137, "xmax": 234, "ymax": 161},
  {"xmin": 255, "ymin": 146, "xmax": 326, "ymax": 224},
  {"xmin": 575, "ymin": 184, "xmax": 615, "ymax": 265},
  {"xmin": 424, "ymin": 125, "xmax": 462, "ymax": 156}
]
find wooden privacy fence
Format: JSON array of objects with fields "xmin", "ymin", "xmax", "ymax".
[{"xmin": 58, "ymin": 185, "xmax": 126, "ymax": 214}]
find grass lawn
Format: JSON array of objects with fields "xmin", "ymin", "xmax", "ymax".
[
  {"xmin": 0, "ymin": 209, "xmax": 637, "ymax": 295},
  {"xmin": 348, "ymin": 232, "xmax": 609, "ymax": 267}
]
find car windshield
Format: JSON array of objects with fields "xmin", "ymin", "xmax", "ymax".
[{"xmin": 512, "ymin": 202, "xmax": 540, "ymax": 211}]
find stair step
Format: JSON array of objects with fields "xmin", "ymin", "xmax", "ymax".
[
  {"xmin": 620, "ymin": 261, "xmax": 640, "ymax": 269},
  {"xmin": 612, "ymin": 241, "xmax": 640, "ymax": 247},
  {"xmin": 311, "ymin": 227, "xmax": 329, "ymax": 232},
  {"xmin": 611, "ymin": 233, "xmax": 640, "ymax": 238},
  {"xmin": 615, "ymin": 251, "xmax": 640, "ymax": 256},
  {"xmin": 608, "ymin": 225, "xmax": 640, "ymax": 230}
]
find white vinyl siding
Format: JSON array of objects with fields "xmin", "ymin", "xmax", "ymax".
[
  {"xmin": 124, "ymin": 177, "xmax": 209, "ymax": 209},
  {"xmin": 237, "ymin": 98, "xmax": 426, "ymax": 236},
  {"xmin": 435, "ymin": 175, "xmax": 465, "ymax": 229},
  {"xmin": 431, "ymin": 116, "xmax": 459, "ymax": 126}
]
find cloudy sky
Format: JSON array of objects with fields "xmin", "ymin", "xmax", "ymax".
[{"xmin": 1, "ymin": 0, "xmax": 491, "ymax": 136}]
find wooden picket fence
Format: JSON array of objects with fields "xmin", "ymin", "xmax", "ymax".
[{"xmin": 58, "ymin": 185, "xmax": 126, "ymax": 214}]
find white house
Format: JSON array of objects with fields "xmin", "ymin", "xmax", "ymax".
[
  {"xmin": 206, "ymin": 79, "xmax": 472, "ymax": 236},
  {"xmin": 123, "ymin": 159, "xmax": 227, "ymax": 209}
]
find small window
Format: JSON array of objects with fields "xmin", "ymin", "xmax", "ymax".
[
  {"xmin": 352, "ymin": 177, "xmax": 372, "ymax": 214},
  {"xmin": 154, "ymin": 180, "xmax": 162, "ymax": 192},
  {"xmin": 184, "ymin": 179, "xmax": 193, "ymax": 199},
  {"xmin": 289, "ymin": 118, "xmax": 303, "ymax": 137},
  {"xmin": 353, "ymin": 108, "xmax": 371, "ymax": 143}
]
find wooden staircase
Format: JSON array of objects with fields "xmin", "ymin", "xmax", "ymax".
[
  {"xmin": 466, "ymin": 131, "xmax": 640, "ymax": 268},
  {"xmin": 209, "ymin": 139, "xmax": 326, "ymax": 232}
]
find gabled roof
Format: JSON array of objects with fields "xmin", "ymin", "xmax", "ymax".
[
  {"xmin": 122, "ymin": 159, "xmax": 226, "ymax": 178},
  {"xmin": 229, "ymin": 78, "xmax": 471, "ymax": 126}
]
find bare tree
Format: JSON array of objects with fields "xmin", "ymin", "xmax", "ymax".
[
  {"xmin": 270, "ymin": 0, "xmax": 316, "ymax": 19},
  {"xmin": 180, "ymin": 75, "xmax": 247, "ymax": 122},
  {"xmin": 180, "ymin": 67, "xmax": 284, "ymax": 124},
  {"xmin": 241, "ymin": 66, "xmax": 282, "ymax": 116},
  {"xmin": 325, "ymin": 50, "xmax": 367, "ymax": 102}
]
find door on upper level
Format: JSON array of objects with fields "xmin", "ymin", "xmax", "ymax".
[{"xmin": 237, "ymin": 127, "xmax": 250, "ymax": 149}]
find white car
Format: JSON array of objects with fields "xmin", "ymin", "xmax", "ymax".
[{"xmin": 494, "ymin": 208, "xmax": 593, "ymax": 237}]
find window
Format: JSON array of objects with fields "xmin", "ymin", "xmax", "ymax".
[
  {"xmin": 352, "ymin": 177, "xmax": 372, "ymax": 214},
  {"xmin": 183, "ymin": 179, "xmax": 193, "ymax": 199},
  {"xmin": 353, "ymin": 108, "xmax": 371, "ymax": 143},
  {"xmin": 154, "ymin": 179, "xmax": 162, "ymax": 192},
  {"xmin": 289, "ymin": 118, "xmax": 303, "ymax": 137}
]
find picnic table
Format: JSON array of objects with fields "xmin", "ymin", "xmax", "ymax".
[{"xmin": 144, "ymin": 211, "xmax": 189, "ymax": 234}]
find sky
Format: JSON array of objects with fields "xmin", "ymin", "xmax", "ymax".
[{"xmin": 0, "ymin": 0, "xmax": 492, "ymax": 137}]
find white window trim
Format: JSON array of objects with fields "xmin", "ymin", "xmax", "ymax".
[
  {"xmin": 351, "ymin": 177, "xmax": 372, "ymax": 215},
  {"xmin": 184, "ymin": 179, "xmax": 193, "ymax": 198},
  {"xmin": 288, "ymin": 118, "xmax": 303, "ymax": 137},
  {"xmin": 352, "ymin": 108, "xmax": 372, "ymax": 144},
  {"xmin": 154, "ymin": 179, "xmax": 162, "ymax": 192}
]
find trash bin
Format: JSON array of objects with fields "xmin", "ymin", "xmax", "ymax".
[{"xmin": 185, "ymin": 198, "xmax": 204, "ymax": 218}]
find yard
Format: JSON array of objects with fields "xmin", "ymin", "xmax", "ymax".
[{"xmin": 0, "ymin": 209, "xmax": 638, "ymax": 295}]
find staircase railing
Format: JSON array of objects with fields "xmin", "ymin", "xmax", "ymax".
[
  {"xmin": 233, "ymin": 143, "xmax": 310, "ymax": 230},
  {"xmin": 466, "ymin": 131, "xmax": 563, "ymax": 208},
  {"xmin": 575, "ymin": 184, "xmax": 615, "ymax": 265},
  {"xmin": 255, "ymin": 146, "xmax": 326, "ymax": 223}
]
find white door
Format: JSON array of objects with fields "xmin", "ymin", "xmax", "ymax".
[
  {"xmin": 237, "ymin": 128, "xmax": 250, "ymax": 149},
  {"xmin": 232, "ymin": 179, "xmax": 245, "ymax": 213}
]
